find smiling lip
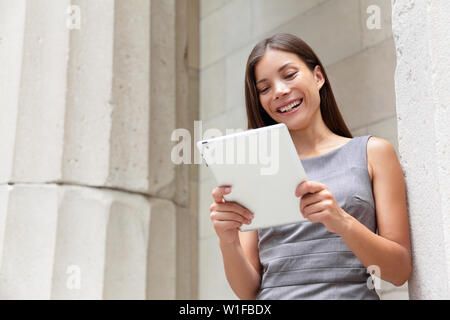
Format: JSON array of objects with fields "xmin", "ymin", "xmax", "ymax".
[{"xmin": 275, "ymin": 98, "xmax": 303, "ymax": 113}]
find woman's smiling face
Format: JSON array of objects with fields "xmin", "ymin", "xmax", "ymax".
[{"xmin": 254, "ymin": 48, "xmax": 325, "ymax": 130}]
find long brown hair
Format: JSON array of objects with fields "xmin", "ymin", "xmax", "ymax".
[{"xmin": 244, "ymin": 33, "xmax": 352, "ymax": 138}]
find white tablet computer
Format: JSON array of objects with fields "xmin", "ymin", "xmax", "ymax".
[{"xmin": 196, "ymin": 123, "xmax": 308, "ymax": 231}]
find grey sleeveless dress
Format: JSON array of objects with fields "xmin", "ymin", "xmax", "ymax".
[{"xmin": 257, "ymin": 135, "xmax": 380, "ymax": 300}]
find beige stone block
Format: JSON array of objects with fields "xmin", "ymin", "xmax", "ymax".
[
  {"xmin": 251, "ymin": 0, "xmax": 327, "ymax": 38},
  {"xmin": 0, "ymin": 0, "xmax": 181, "ymax": 198},
  {"xmin": 148, "ymin": 0, "xmax": 177, "ymax": 198},
  {"xmin": 61, "ymin": 0, "xmax": 115, "ymax": 187},
  {"xmin": 62, "ymin": 0, "xmax": 155, "ymax": 195},
  {"xmin": 224, "ymin": 43, "xmax": 254, "ymax": 111},
  {"xmin": 351, "ymin": 126, "xmax": 369, "ymax": 137},
  {"xmin": 221, "ymin": 0, "xmax": 251, "ymax": 55},
  {"xmin": 146, "ymin": 199, "xmax": 177, "ymax": 299},
  {"xmin": 327, "ymin": 38, "xmax": 396, "ymax": 130},
  {"xmin": 0, "ymin": 184, "xmax": 58, "ymax": 299},
  {"xmin": 200, "ymin": 0, "xmax": 226, "ymax": 18},
  {"xmin": 103, "ymin": 198, "xmax": 151, "ymax": 300},
  {"xmin": 199, "ymin": 159, "xmax": 213, "ymax": 182},
  {"xmin": 174, "ymin": 163, "xmax": 190, "ymax": 208},
  {"xmin": 104, "ymin": 0, "xmax": 151, "ymax": 194},
  {"xmin": 0, "ymin": 1, "xmax": 25, "ymax": 183},
  {"xmin": 176, "ymin": 0, "xmax": 200, "ymax": 71},
  {"xmin": 182, "ymin": 171, "xmax": 200, "ymax": 299},
  {"xmin": 187, "ymin": 0, "xmax": 200, "ymax": 70},
  {"xmin": 222, "ymin": 0, "xmax": 252, "ymax": 55},
  {"xmin": 0, "ymin": 0, "xmax": 69, "ymax": 183},
  {"xmin": 198, "ymin": 235, "xmax": 237, "ymax": 299},
  {"xmin": 173, "ymin": 103, "xmax": 199, "ymax": 208},
  {"xmin": 0, "ymin": 184, "xmax": 155, "ymax": 299},
  {"xmin": 202, "ymin": 112, "xmax": 229, "ymax": 134},
  {"xmin": 176, "ymin": 205, "xmax": 198, "ymax": 299},
  {"xmin": 201, "ymin": 107, "xmax": 247, "ymax": 136},
  {"xmin": 200, "ymin": 61, "xmax": 226, "ymax": 120},
  {"xmin": 199, "ymin": 177, "xmax": 217, "ymax": 239},
  {"xmin": 367, "ymin": 116, "xmax": 399, "ymax": 154},
  {"xmin": 360, "ymin": 0, "xmax": 393, "ymax": 49},
  {"xmin": 63, "ymin": 0, "xmax": 179, "ymax": 198},
  {"xmin": 227, "ymin": 106, "xmax": 248, "ymax": 131},
  {"xmin": 173, "ymin": 87, "xmax": 191, "ymax": 198},
  {"xmin": 0, "ymin": 185, "xmax": 11, "ymax": 270},
  {"xmin": 51, "ymin": 185, "xmax": 150, "ymax": 300},
  {"xmin": 175, "ymin": 1, "xmax": 200, "ymax": 207},
  {"xmin": 274, "ymin": 0, "xmax": 362, "ymax": 67},
  {"xmin": 200, "ymin": 0, "xmax": 251, "ymax": 68},
  {"xmin": 200, "ymin": 8, "xmax": 226, "ymax": 69},
  {"xmin": 51, "ymin": 186, "xmax": 110, "ymax": 300}
]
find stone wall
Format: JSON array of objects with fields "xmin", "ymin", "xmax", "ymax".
[
  {"xmin": 392, "ymin": 0, "xmax": 450, "ymax": 299},
  {"xmin": 0, "ymin": 0, "xmax": 199, "ymax": 299},
  {"xmin": 198, "ymin": 0, "xmax": 408, "ymax": 299}
]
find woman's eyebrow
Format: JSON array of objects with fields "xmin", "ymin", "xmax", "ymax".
[{"xmin": 256, "ymin": 62, "xmax": 293, "ymax": 85}]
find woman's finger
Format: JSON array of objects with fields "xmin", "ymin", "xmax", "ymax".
[
  {"xmin": 295, "ymin": 180, "xmax": 326, "ymax": 198},
  {"xmin": 302, "ymin": 200, "xmax": 330, "ymax": 217},
  {"xmin": 210, "ymin": 202, "xmax": 253, "ymax": 221},
  {"xmin": 211, "ymin": 185, "xmax": 232, "ymax": 203},
  {"xmin": 212, "ymin": 219, "xmax": 243, "ymax": 231},
  {"xmin": 300, "ymin": 189, "xmax": 329, "ymax": 213},
  {"xmin": 211, "ymin": 211, "xmax": 251, "ymax": 225}
]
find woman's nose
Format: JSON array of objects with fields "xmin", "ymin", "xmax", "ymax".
[{"xmin": 274, "ymin": 81, "xmax": 290, "ymax": 98}]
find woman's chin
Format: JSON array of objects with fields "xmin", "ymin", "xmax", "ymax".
[{"xmin": 275, "ymin": 115, "xmax": 306, "ymax": 130}]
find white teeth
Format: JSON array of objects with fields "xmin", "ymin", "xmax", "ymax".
[{"xmin": 278, "ymin": 99, "xmax": 302, "ymax": 113}]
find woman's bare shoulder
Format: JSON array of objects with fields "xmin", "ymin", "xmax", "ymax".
[{"xmin": 366, "ymin": 136, "xmax": 399, "ymax": 181}]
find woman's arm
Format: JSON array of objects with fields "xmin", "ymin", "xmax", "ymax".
[
  {"xmin": 219, "ymin": 230, "xmax": 262, "ymax": 300},
  {"xmin": 295, "ymin": 137, "xmax": 412, "ymax": 286},
  {"xmin": 338, "ymin": 137, "xmax": 412, "ymax": 286},
  {"xmin": 210, "ymin": 186, "xmax": 262, "ymax": 299}
]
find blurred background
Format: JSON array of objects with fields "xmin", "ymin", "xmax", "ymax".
[{"xmin": 0, "ymin": 0, "xmax": 408, "ymax": 299}]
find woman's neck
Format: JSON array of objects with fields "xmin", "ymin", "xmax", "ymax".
[{"xmin": 289, "ymin": 120, "xmax": 341, "ymax": 158}]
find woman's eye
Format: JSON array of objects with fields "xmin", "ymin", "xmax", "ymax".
[
  {"xmin": 259, "ymin": 87, "xmax": 270, "ymax": 94},
  {"xmin": 285, "ymin": 72, "xmax": 297, "ymax": 79}
]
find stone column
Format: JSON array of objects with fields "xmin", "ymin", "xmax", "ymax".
[
  {"xmin": 392, "ymin": 0, "xmax": 450, "ymax": 299},
  {"xmin": 0, "ymin": 0, "xmax": 198, "ymax": 299}
]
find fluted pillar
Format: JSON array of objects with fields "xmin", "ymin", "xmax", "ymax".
[
  {"xmin": 0, "ymin": 0, "xmax": 198, "ymax": 299},
  {"xmin": 392, "ymin": 0, "xmax": 450, "ymax": 299}
]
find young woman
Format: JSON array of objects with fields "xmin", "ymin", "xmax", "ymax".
[{"xmin": 209, "ymin": 33, "xmax": 411, "ymax": 300}]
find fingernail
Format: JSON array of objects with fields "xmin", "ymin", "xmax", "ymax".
[{"xmin": 224, "ymin": 187, "xmax": 231, "ymax": 193}]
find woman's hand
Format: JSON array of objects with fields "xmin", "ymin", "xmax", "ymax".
[
  {"xmin": 295, "ymin": 180, "xmax": 351, "ymax": 235},
  {"xmin": 210, "ymin": 186, "xmax": 254, "ymax": 244}
]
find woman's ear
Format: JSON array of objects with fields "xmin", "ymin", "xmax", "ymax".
[{"xmin": 313, "ymin": 65, "xmax": 325, "ymax": 90}]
